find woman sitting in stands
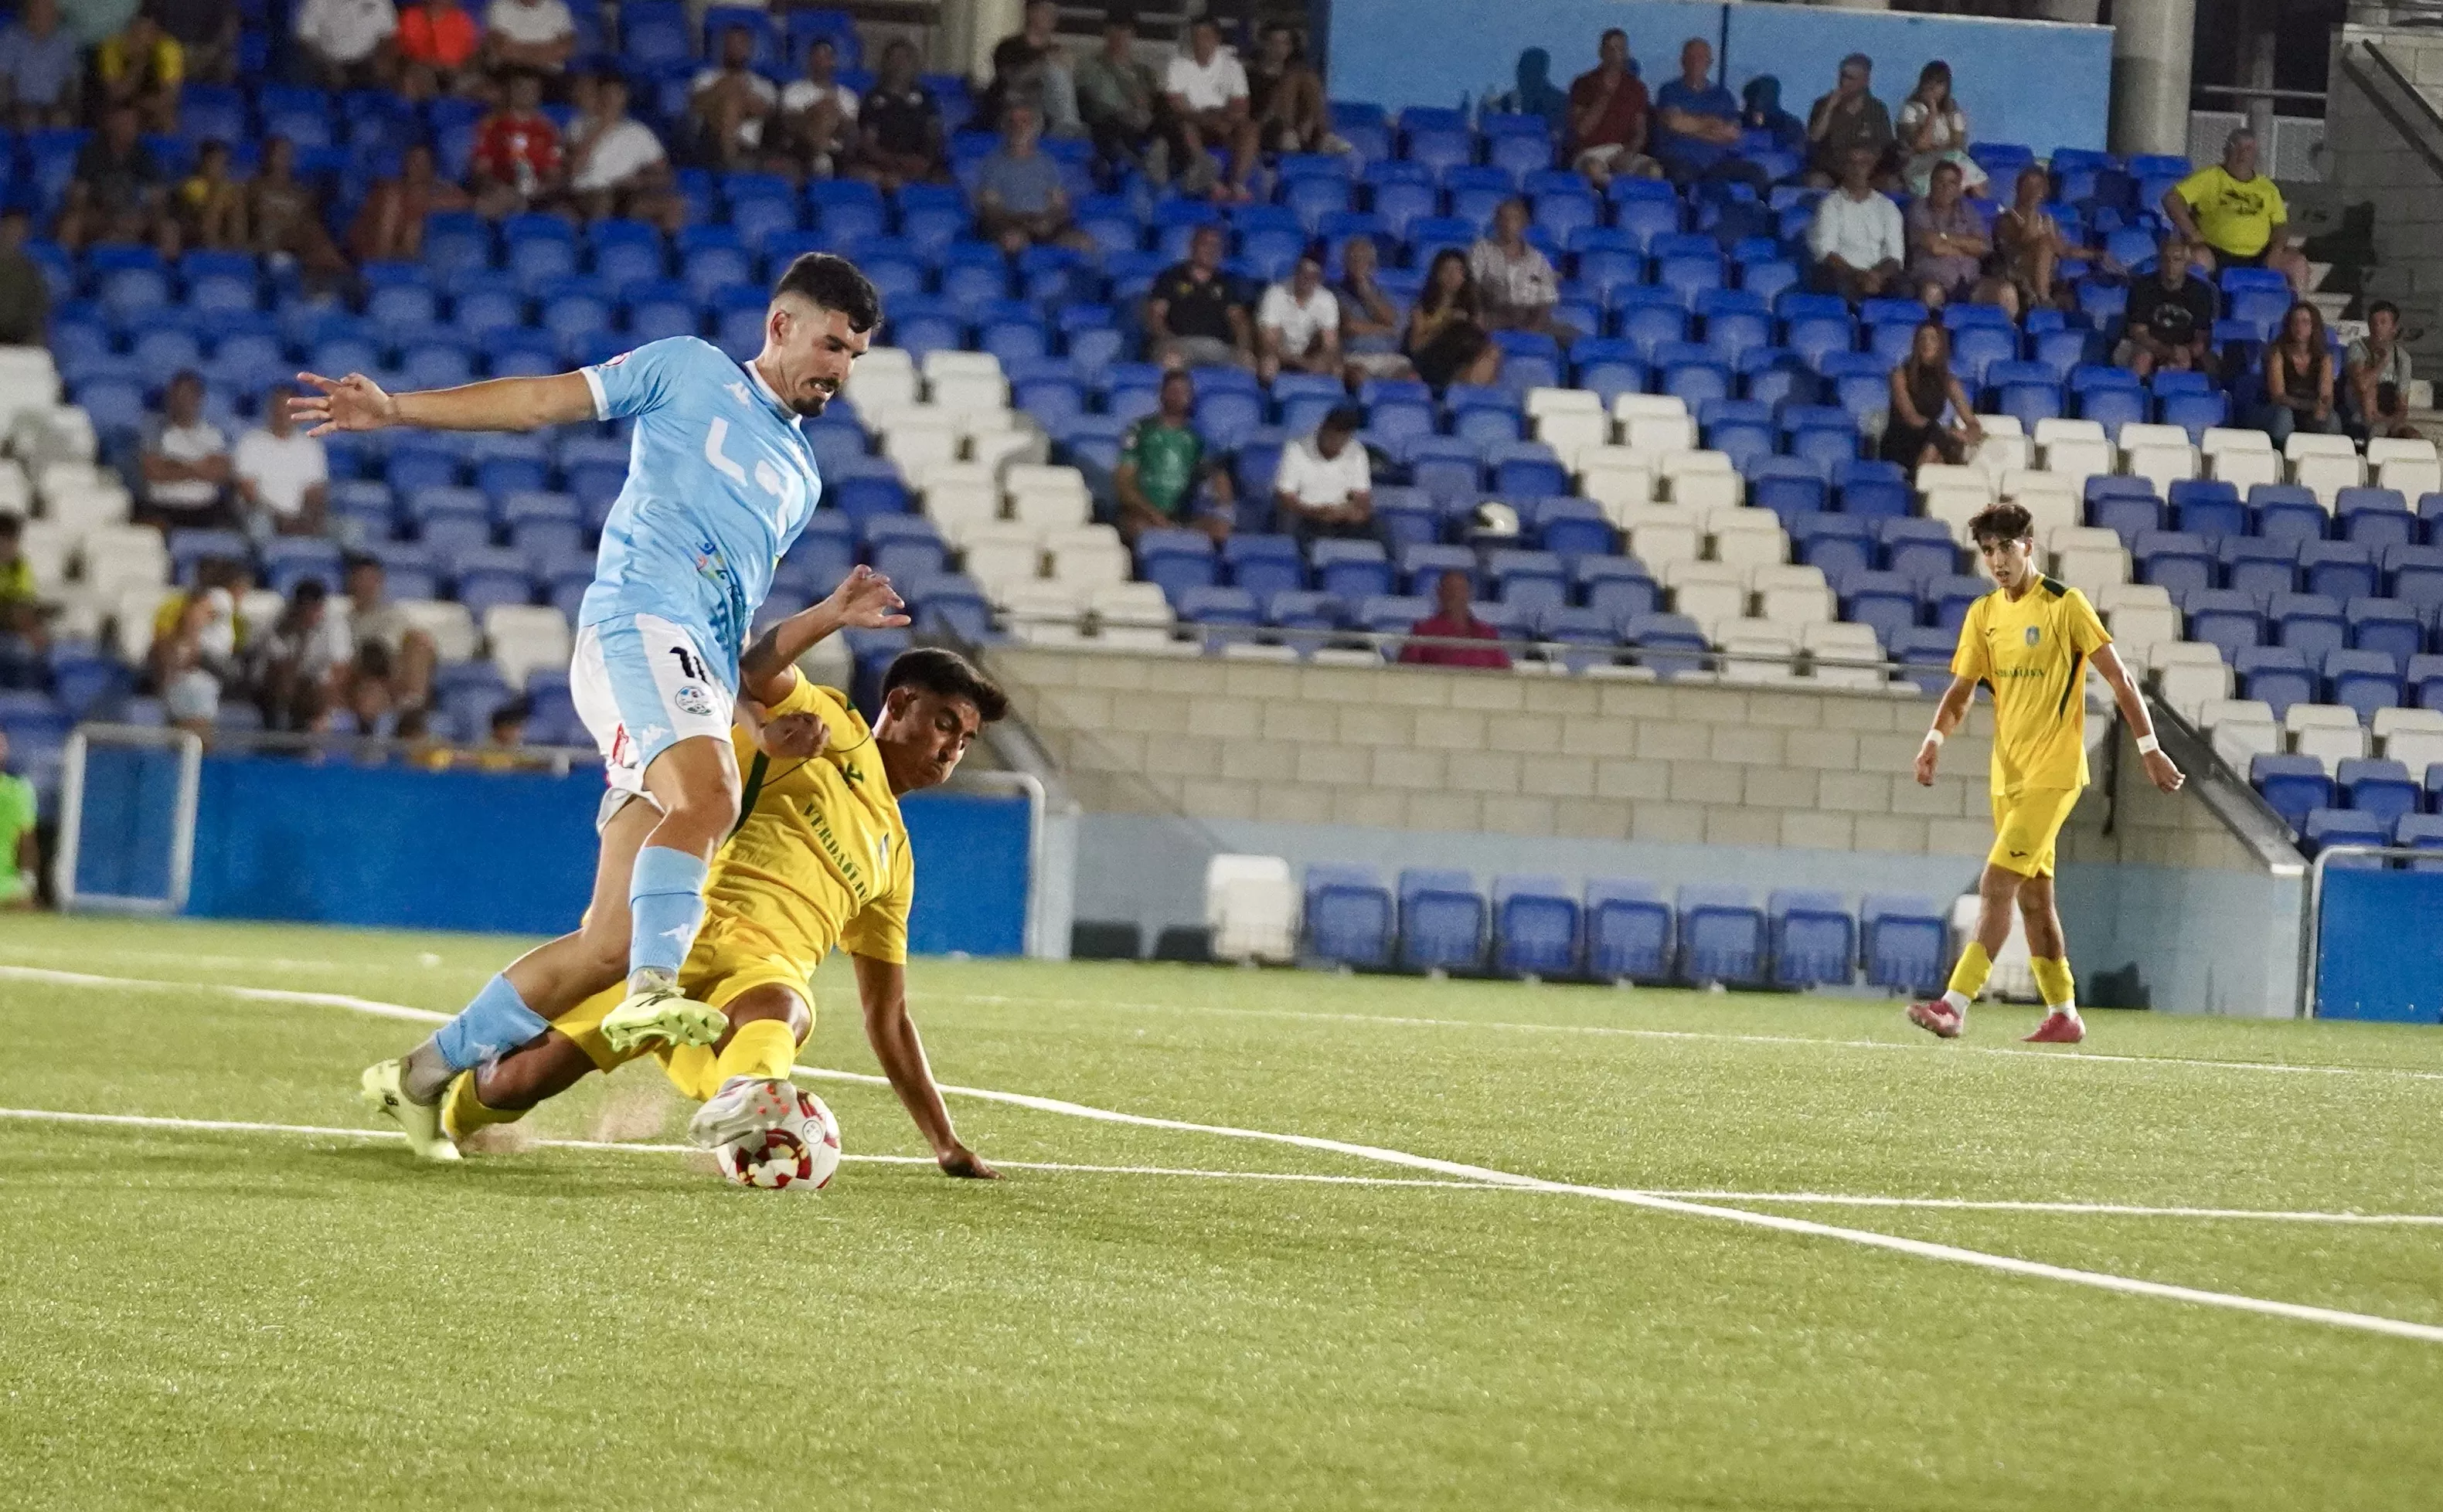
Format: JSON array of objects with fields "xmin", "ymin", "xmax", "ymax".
[
  {"xmin": 1992, "ymin": 163, "xmax": 2071, "ymax": 312},
  {"xmin": 2261, "ymin": 301, "xmax": 2341, "ymax": 445},
  {"xmin": 1896, "ymin": 60, "xmax": 1985, "ymax": 197},
  {"xmin": 1404, "ymin": 248, "xmax": 1500, "ymax": 391},
  {"xmin": 1878, "ymin": 320, "xmax": 1982, "ymax": 474}
]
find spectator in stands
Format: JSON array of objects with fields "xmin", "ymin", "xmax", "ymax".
[
  {"xmin": 1273, "ymin": 405, "xmax": 1376, "ymax": 545},
  {"xmin": 332, "ymin": 638, "xmax": 403, "ymax": 737},
  {"xmin": 0, "ymin": 514, "xmax": 46, "ymax": 671},
  {"xmin": 1076, "ymin": 11, "xmax": 1167, "ymax": 185},
  {"xmin": 689, "ymin": 24, "xmax": 777, "ymax": 171},
  {"xmin": 233, "ymin": 382, "xmax": 330, "ymax": 540},
  {"xmin": 152, "ymin": 555, "xmax": 247, "ymax": 736},
  {"xmin": 483, "ymin": 0, "xmax": 571, "ymax": 82},
  {"xmin": 1400, "ymin": 569, "xmax": 1510, "ymax": 670},
  {"xmin": 1904, "ymin": 160, "xmax": 1988, "ymax": 306},
  {"xmin": 349, "ymin": 141, "xmax": 471, "ymax": 261},
  {"xmin": 1247, "ymin": 22, "xmax": 1332, "ymax": 157},
  {"xmin": 1894, "ymin": 60, "xmax": 1982, "ymax": 197},
  {"xmin": 1806, "ymin": 145, "xmax": 1903, "ymax": 304},
  {"xmin": 1146, "ymin": 223, "xmax": 1253, "ymax": 370},
  {"xmin": 2164, "ymin": 128, "xmax": 2309, "ymax": 294},
  {"xmin": 246, "ymin": 576, "xmax": 329, "ymax": 730},
  {"xmin": 153, "ymin": 0, "xmax": 238, "ymax": 85},
  {"xmin": 53, "ymin": 104, "xmax": 172, "ymax": 256},
  {"xmin": 1468, "ymin": 197, "xmax": 1574, "ymax": 344},
  {"xmin": 975, "ymin": 100, "xmax": 1087, "ymax": 254},
  {"xmin": 2346, "ymin": 299, "xmax": 2418, "ymax": 441},
  {"xmin": 249, "ymin": 135, "xmax": 352, "ymax": 289},
  {"xmin": 565, "ymin": 73, "xmax": 679, "ymax": 229},
  {"xmin": 396, "ymin": 0, "xmax": 481, "ymax": 95},
  {"xmin": 138, "ymin": 371, "xmax": 233, "ymax": 530},
  {"xmin": 852, "ymin": 38, "xmax": 947, "ymax": 191},
  {"xmin": 1255, "ymin": 248, "xmax": 1340, "ymax": 385},
  {"xmin": 1880, "ymin": 322, "xmax": 1979, "ymax": 473},
  {"xmin": 2113, "ymin": 233, "xmax": 2216, "ymax": 381},
  {"xmin": 0, "ymin": 209, "xmax": 50, "ymax": 345},
  {"xmin": 320, "ymin": 556, "xmax": 437, "ymax": 714},
  {"xmin": 1165, "ymin": 16, "xmax": 1259, "ymax": 202},
  {"xmin": 2261, "ymin": 301, "xmax": 2339, "ymax": 446},
  {"xmin": 471, "ymin": 695, "xmax": 541, "ymax": 769},
  {"xmin": 1804, "ymin": 53, "xmax": 1889, "ymax": 188},
  {"xmin": 1739, "ymin": 76, "xmax": 1805, "ymax": 161},
  {"xmin": 0, "ymin": 0, "xmax": 83, "ymax": 130},
  {"xmin": 1114, "ymin": 369, "xmax": 1233, "ymax": 545},
  {"xmin": 1652, "ymin": 38, "xmax": 1768, "ymax": 193},
  {"xmin": 176, "ymin": 138, "xmax": 247, "ymax": 251},
  {"xmin": 472, "ymin": 70, "xmax": 564, "ymax": 215},
  {"xmin": 779, "ymin": 37, "xmax": 858, "ymax": 176},
  {"xmin": 294, "ymin": 0, "xmax": 398, "ymax": 91},
  {"xmin": 0, "ymin": 725, "xmax": 36, "ymax": 909},
  {"xmin": 1992, "ymin": 163, "xmax": 2070, "ymax": 312},
  {"xmin": 1405, "ymin": 247, "xmax": 1498, "ymax": 390},
  {"xmin": 1334, "ymin": 234, "xmax": 1412, "ymax": 381},
  {"xmin": 95, "ymin": 11, "xmax": 182, "ymax": 133},
  {"xmin": 980, "ymin": 0, "xmax": 1080, "ymax": 138},
  {"xmin": 1566, "ymin": 29, "xmax": 1657, "ymax": 189}
]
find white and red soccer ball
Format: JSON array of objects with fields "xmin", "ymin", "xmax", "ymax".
[{"xmin": 714, "ymin": 1086, "xmax": 842, "ymax": 1191}]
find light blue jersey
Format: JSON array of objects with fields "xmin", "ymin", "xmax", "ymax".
[{"xmin": 577, "ymin": 336, "xmax": 822, "ymax": 689}]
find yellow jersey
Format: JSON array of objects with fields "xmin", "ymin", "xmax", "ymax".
[
  {"xmin": 1950, "ymin": 577, "xmax": 2112, "ymax": 794},
  {"xmin": 2173, "ymin": 165, "xmax": 2286, "ymax": 257},
  {"xmin": 711, "ymin": 677, "xmax": 914, "ymax": 965}
]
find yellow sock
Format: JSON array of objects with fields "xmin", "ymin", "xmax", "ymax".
[
  {"xmin": 1945, "ymin": 941, "xmax": 1995, "ymax": 1001},
  {"xmin": 441, "ymin": 1071, "xmax": 530, "ymax": 1143},
  {"xmin": 713, "ymin": 1018, "xmax": 799, "ymax": 1084},
  {"xmin": 2030, "ymin": 957, "xmax": 2077, "ymax": 1011}
]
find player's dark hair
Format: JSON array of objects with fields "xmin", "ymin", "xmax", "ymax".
[
  {"xmin": 1967, "ymin": 501, "xmax": 2035, "ymax": 545},
  {"xmin": 771, "ymin": 253, "xmax": 881, "ymax": 334},
  {"xmin": 883, "ymin": 647, "xmax": 1009, "ymax": 723}
]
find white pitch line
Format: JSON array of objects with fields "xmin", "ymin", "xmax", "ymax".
[
  {"xmin": 12, "ymin": 963, "xmax": 2443, "ymax": 1343},
  {"xmin": 800, "ymin": 1068, "xmax": 2443, "ymax": 1347},
  {"xmin": 1645, "ymin": 1191, "xmax": 2443, "ymax": 1226},
  {"xmin": 0, "ymin": 964, "xmax": 452, "ymax": 1024},
  {"xmin": 947, "ymin": 992, "xmax": 2443, "ymax": 1086}
]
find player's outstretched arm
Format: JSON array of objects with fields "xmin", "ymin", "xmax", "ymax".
[
  {"xmin": 737, "ymin": 564, "xmax": 909, "ymax": 704},
  {"xmin": 1914, "ymin": 674, "xmax": 1977, "ymax": 787},
  {"xmin": 851, "ymin": 953, "xmax": 997, "ymax": 1179},
  {"xmin": 289, "ymin": 371, "xmax": 598, "ymax": 437},
  {"xmin": 2092, "ymin": 642, "xmax": 2185, "ymax": 793}
]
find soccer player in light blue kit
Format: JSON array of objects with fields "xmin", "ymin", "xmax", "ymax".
[{"xmin": 294, "ymin": 253, "xmax": 893, "ymax": 1160}]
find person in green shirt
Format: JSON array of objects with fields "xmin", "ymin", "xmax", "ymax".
[
  {"xmin": 0, "ymin": 726, "xmax": 38, "ymax": 908},
  {"xmin": 1114, "ymin": 369, "xmax": 1234, "ymax": 545}
]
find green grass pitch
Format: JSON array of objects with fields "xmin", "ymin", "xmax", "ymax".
[{"xmin": 3, "ymin": 913, "xmax": 2442, "ymax": 1509}]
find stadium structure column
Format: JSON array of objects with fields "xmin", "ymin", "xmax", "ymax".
[{"xmin": 2111, "ymin": 0, "xmax": 2195, "ymax": 156}]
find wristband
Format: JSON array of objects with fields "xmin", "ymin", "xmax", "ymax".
[
  {"xmin": 2135, "ymin": 733, "xmax": 2161, "ymax": 756},
  {"xmin": 1921, "ymin": 729, "xmax": 1944, "ymax": 747}
]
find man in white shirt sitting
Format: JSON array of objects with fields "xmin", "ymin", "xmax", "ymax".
[
  {"xmin": 778, "ymin": 36, "xmax": 858, "ymax": 175},
  {"xmin": 1273, "ymin": 406, "xmax": 1378, "ymax": 545},
  {"xmin": 295, "ymin": 0, "xmax": 397, "ymax": 91},
  {"xmin": 138, "ymin": 370, "xmax": 233, "ymax": 532},
  {"xmin": 1163, "ymin": 17, "xmax": 1257, "ymax": 202},
  {"xmin": 691, "ymin": 23, "xmax": 777, "ymax": 169},
  {"xmin": 482, "ymin": 0, "xmax": 573, "ymax": 79},
  {"xmin": 233, "ymin": 382, "xmax": 329, "ymax": 539},
  {"xmin": 1807, "ymin": 145, "xmax": 1905, "ymax": 304},
  {"xmin": 567, "ymin": 72, "xmax": 679, "ymax": 227},
  {"xmin": 1255, "ymin": 250, "xmax": 1340, "ymax": 385}
]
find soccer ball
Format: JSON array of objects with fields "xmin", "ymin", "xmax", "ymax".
[{"xmin": 714, "ymin": 1086, "xmax": 842, "ymax": 1191}]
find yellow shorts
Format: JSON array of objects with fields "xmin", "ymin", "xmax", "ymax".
[
  {"xmin": 1987, "ymin": 786, "xmax": 2082, "ymax": 878},
  {"xmin": 555, "ymin": 912, "xmax": 821, "ymax": 1102}
]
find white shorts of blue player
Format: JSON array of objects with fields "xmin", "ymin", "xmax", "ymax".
[{"xmin": 570, "ymin": 613, "xmax": 738, "ymax": 809}]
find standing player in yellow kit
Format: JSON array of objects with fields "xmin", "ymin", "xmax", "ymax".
[
  {"xmin": 1909, "ymin": 502, "xmax": 2186, "ymax": 1044},
  {"xmin": 427, "ymin": 596, "xmax": 1009, "ymax": 1178}
]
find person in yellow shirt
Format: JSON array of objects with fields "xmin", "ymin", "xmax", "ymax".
[
  {"xmin": 396, "ymin": 608, "xmax": 1009, "ymax": 1180},
  {"xmin": 95, "ymin": 12, "xmax": 183, "ymax": 134},
  {"xmin": 2161, "ymin": 127, "xmax": 2309, "ymax": 294},
  {"xmin": 1909, "ymin": 502, "xmax": 2185, "ymax": 1045}
]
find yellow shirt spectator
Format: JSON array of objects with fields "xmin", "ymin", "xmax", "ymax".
[
  {"xmin": 97, "ymin": 30, "xmax": 185, "ymax": 90},
  {"xmin": 2173, "ymin": 164, "xmax": 2285, "ymax": 258}
]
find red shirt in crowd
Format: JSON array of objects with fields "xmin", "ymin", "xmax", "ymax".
[
  {"xmin": 474, "ymin": 108, "xmax": 561, "ymax": 185},
  {"xmin": 1567, "ymin": 67, "xmax": 1649, "ymax": 151},
  {"xmin": 399, "ymin": 2, "xmax": 480, "ymax": 69},
  {"xmin": 1398, "ymin": 613, "xmax": 1513, "ymax": 670}
]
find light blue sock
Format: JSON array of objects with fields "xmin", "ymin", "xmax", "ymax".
[
  {"xmin": 628, "ymin": 845, "xmax": 709, "ymax": 982},
  {"xmin": 430, "ymin": 973, "xmax": 552, "ymax": 1075}
]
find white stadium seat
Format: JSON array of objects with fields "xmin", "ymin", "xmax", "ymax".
[
  {"xmin": 1526, "ymin": 386, "xmax": 1604, "ymax": 419},
  {"xmin": 2208, "ymin": 446, "xmax": 2283, "ymax": 491},
  {"xmin": 393, "ymin": 600, "xmax": 479, "ymax": 664},
  {"xmin": 483, "ymin": 604, "xmax": 573, "ymax": 688},
  {"xmin": 1533, "ymin": 409, "xmax": 1611, "ymax": 467},
  {"xmin": 1578, "ymin": 451, "xmax": 1655, "ymax": 515},
  {"xmin": 880, "ymin": 415, "xmax": 962, "ymax": 477},
  {"xmin": 1714, "ymin": 620, "xmax": 1799, "ymax": 684},
  {"xmin": 1801, "ymin": 620, "xmax": 1887, "ymax": 689},
  {"xmin": 1612, "ymin": 393, "xmax": 1689, "ymax": 421},
  {"xmin": 1662, "ymin": 559, "xmax": 1747, "ymax": 626},
  {"xmin": 1043, "ymin": 523, "xmax": 1129, "ymax": 586},
  {"xmin": 2200, "ymin": 426, "xmax": 2273, "ymax": 458},
  {"xmin": 1914, "ymin": 463, "xmax": 1995, "ymax": 502},
  {"xmin": 2373, "ymin": 707, "xmax": 2443, "ymax": 773},
  {"xmin": 1205, "ymin": 854, "xmax": 1298, "ymax": 964},
  {"xmin": 844, "ymin": 348, "xmax": 920, "ymax": 409},
  {"xmin": 2122, "ymin": 440, "xmax": 2198, "ymax": 495},
  {"xmin": 2039, "ymin": 437, "xmax": 2115, "ymax": 489},
  {"xmin": 1087, "ymin": 580, "xmax": 1176, "ymax": 649},
  {"xmin": 2200, "ymin": 698, "xmax": 2281, "ymax": 772},
  {"xmin": 997, "ymin": 578, "xmax": 1087, "ymax": 644},
  {"xmin": 2282, "ymin": 430, "xmax": 2358, "ymax": 463},
  {"xmin": 1751, "ymin": 563, "xmax": 1832, "ymax": 626},
  {"xmin": 1620, "ymin": 413, "xmax": 1697, "ymax": 455},
  {"xmin": 920, "ymin": 349, "xmax": 1003, "ymax": 382},
  {"xmin": 2286, "ymin": 702, "xmax": 2369, "ymax": 770},
  {"xmin": 1616, "ymin": 505, "xmax": 1701, "ymax": 569},
  {"xmin": 111, "ymin": 583, "xmax": 175, "ymax": 664},
  {"xmin": 958, "ymin": 520, "xmax": 1044, "ymax": 588},
  {"xmin": 1708, "ymin": 508, "xmax": 1788, "ymax": 572}
]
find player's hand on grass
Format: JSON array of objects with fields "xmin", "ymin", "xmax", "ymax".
[
  {"xmin": 824, "ymin": 564, "xmax": 910, "ymax": 631},
  {"xmin": 2142, "ymin": 749, "xmax": 2185, "ymax": 793},
  {"xmin": 937, "ymin": 1143, "xmax": 1000, "ymax": 1180},
  {"xmin": 291, "ymin": 372, "xmax": 400, "ymax": 437},
  {"xmin": 758, "ymin": 712, "xmax": 829, "ymax": 759},
  {"xmin": 1913, "ymin": 736, "xmax": 1941, "ymax": 787}
]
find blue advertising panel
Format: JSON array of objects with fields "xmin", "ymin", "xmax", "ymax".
[{"xmin": 2314, "ymin": 868, "xmax": 2443, "ymax": 1023}]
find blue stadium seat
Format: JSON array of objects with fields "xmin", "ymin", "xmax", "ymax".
[
  {"xmin": 1397, "ymin": 868, "xmax": 1486, "ymax": 973},
  {"xmin": 2385, "ymin": 544, "xmax": 2443, "ymax": 611},
  {"xmin": 2087, "ymin": 488, "xmax": 2163, "ymax": 548},
  {"xmin": 2302, "ymin": 807, "xmax": 2390, "ymax": 867},
  {"xmin": 1225, "ymin": 535, "xmax": 1305, "ymax": 598},
  {"xmin": 1926, "ymin": 575, "xmax": 1989, "ymax": 632},
  {"xmin": 2338, "ymin": 756, "xmax": 2420, "ymax": 825},
  {"xmin": 1889, "ymin": 625, "xmax": 1958, "ymax": 693},
  {"xmin": 1880, "ymin": 518, "xmax": 1958, "ymax": 584},
  {"xmin": 1534, "ymin": 606, "xmax": 1619, "ymax": 671},
  {"xmin": 1174, "ymin": 584, "xmax": 1261, "ymax": 632},
  {"xmin": 2167, "ymin": 477, "xmax": 2245, "ymax": 542},
  {"xmin": 2272, "ymin": 592, "xmax": 2348, "ymax": 665},
  {"xmin": 2298, "ymin": 541, "xmax": 2377, "ymax": 603},
  {"xmin": 1676, "ymin": 884, "xmax": 1764, "ymax": 987},
  {"xmin": 1791, "ymin": 512, "xmax": 1873, "ymax": 578},
  {"xmin": 1577, "ymin": 558, "xmax": 1658, "ymax": 621},
  {"xmin": 2326, "ymin": 648, "xmax": 2402, "ymax": 723},
  {"xmin": 866, "ymin": 515, "xmax": 947, "ymax": 581},
  {"xmin": 2397, "ymin": 814, "xmax": 2443, "ymax": 869},
  {"xmin": 2336, "ymin": 487, "xmax": 2416, "ymax": 551},
  {"xmin": 2251, "ymin": 752, "xmax": 2332, "ymax": 829},
  {"xmin": 1135, "ymin": 529, "xmax": 1217, "ymax": 605},
  {"xmin": 1768, "ymin": 889, "xmax": 1853, "ymax": 988},
  {"xmin": 1837, "ymin": 569, "xmax": 1921, "ymax": 648},
  {"xmin": 1527, "ymin": 497, "xmax": 1614, "ymax": 558},
  {"xmin": 2217, "ymin": 536, "xmax": 2298, "ymax": 601},
  {"xmin": 1305, "ymin": 863, "xmax": 1393, "ymax": 967},
  {"xmin": 1397, "ymin": 542, "xmax": 1475, "ymax": 596},
  {"xmin": 2249, "ymin": 484, "xmax": 2328, "ymax": 543},
  {"xmin": 2237, "ymin": 647, "xmax": 2315, "ymax": 721},
  {"xmin": 2182, "ymin": 590, "xmax": 2262, "ymax": 663},
  {"xmin": 1584, "ymin": 878, "xmax": 1670, "ymax": 980},
  {"xmin": 2346, "ymin": 597, "xmax": 2424, "ymax": 675},
  {"xmin": 1835, "ymin": 460, "xmax": 1910, "ymax": 518},
  {"xmin": 1490, "ymin": 875, "xmax": 1577, "ymax": 977},
  {"xmin": 1860, "ymin": 893, "xmax": 1946, "ymax": 994},
  {"xmin": 1489, "ymin": 549, "xmax": 1567, "ymax": 612},
  {"xmin": 2132, "ymin": 529, "xmax": 2213, "ymax": 598}
]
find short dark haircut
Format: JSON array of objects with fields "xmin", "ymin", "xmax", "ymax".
[
  {"xmin": 2370, "ymin": 298, "xmax": 2401, "ymax": 321},
  {"xmin": 771, "ymin": 252, "xmax": 881, "ymax": 333},
  {"xmin": 1321, "ymin": 403, "xmax": 1363, "ymax": 434},
  {"xmin": 884, "ymin": 647, "xmax": 1009, "ymax": 722},
  {"xmin": 491, "ymin": 695, "xmax": 531, "ymax": 729},
  {"xmin": 1159, "ymin": 367, "xmax": 1194, "ymax": 391},
  {"xmin": 1601, "ymin": 27, "xmax": 1626, "ymax": 44},
  {"xmin": 1967, "ymin": 501, "xmax": 2035, "ymax": 545}
]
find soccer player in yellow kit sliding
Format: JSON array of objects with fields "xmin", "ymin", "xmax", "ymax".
[
  {"xmin": 1909, "ymin": 502, "xmax": 2186, "ymax": 1044},
  {"xmin": 425, "ymin": 600, "xmax": 1009, "ymax": 1178}
]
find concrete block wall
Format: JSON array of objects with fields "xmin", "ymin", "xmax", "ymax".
[{"xmin": 2326, "ymin": 26, "xmax": 2443, "ymax": 362}]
